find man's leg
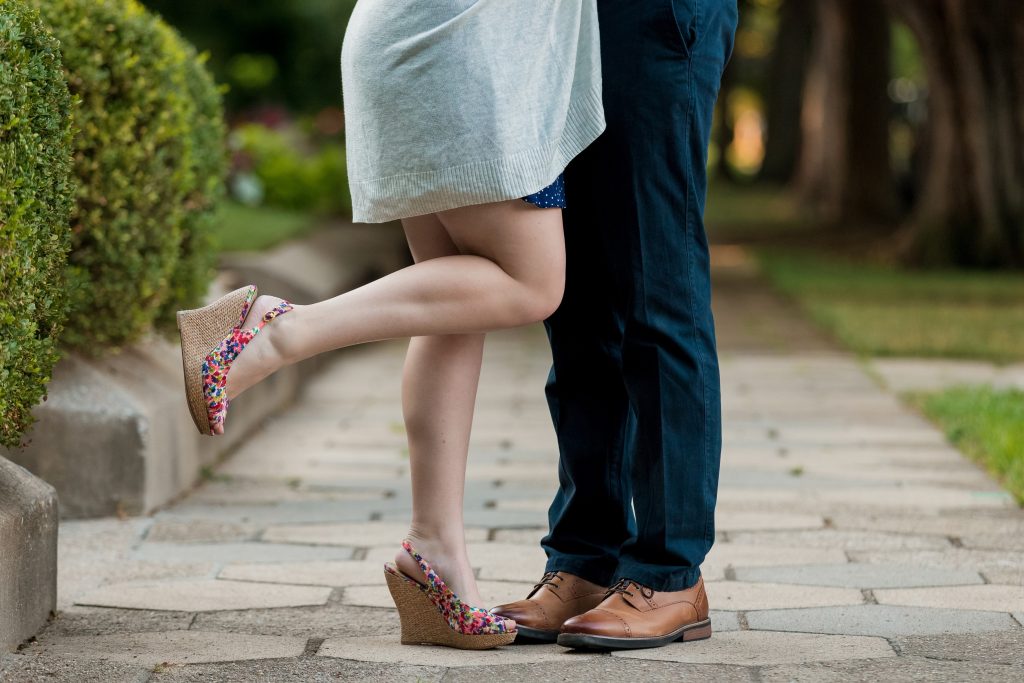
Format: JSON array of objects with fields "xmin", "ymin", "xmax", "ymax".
[
  {"xmin": 607, "ymin": 0, "xmax": 737, "ymax": 591},
  {"xmin": 540, "ymin": 163, "xmax": 637, "ymax": 586},
  {"xmin": 549, "ymin": 0, "xmax": 737, "ymax": 650},
  {"xmin": 502, "ymin": 0, "xmax": 736, "ymax": 645},
  {"xmin": 542, "ymin": 0, "xmax": 736, "ymax": 587},
  {"xmin": 492, "ymin": 134, "xmax": 638, "ymax": 639}
]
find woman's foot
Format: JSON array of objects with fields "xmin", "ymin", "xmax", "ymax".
[
  {"xmin": 207, "ymin": 294, "xmax": 293, "ymax": 435},
  {"xmin": 395, "ymin": 528, "xmax": 485, "ymax": 606},
  {"xmin": 178, "ymin": 285, "xmax": 292, "ymax": 436},
  {"xmin": 196, "ymin": 292, "xmax": 293, "ymax": 436},
  {"xmin": 386, "ymin": 539, "xmax": 516, "ymax": 649}
]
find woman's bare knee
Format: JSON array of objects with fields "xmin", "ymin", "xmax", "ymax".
[
  {"xmin": 437, "ymin": 200, "xmax": 566, "ymax": 325},
  {"xmin": 519, "ymin": 269, "xmax": 565, "ymax": 323}
]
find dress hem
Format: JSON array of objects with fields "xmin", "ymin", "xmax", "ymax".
[{"xmin": 348, "ymin": 84, "xmax": 606, "ymax": 224}]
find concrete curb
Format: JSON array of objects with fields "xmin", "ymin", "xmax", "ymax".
[
  {"xmin": 3, "ymin": 221, "xmax": 407, "ymax": 519},
  {"xmin": 0, "ymin": 457, "xmax": 58, "ymax": 653}
]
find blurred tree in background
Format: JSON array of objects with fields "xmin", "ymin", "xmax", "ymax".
[
  {"xmin": 759, "ymin": 0, "xmax": 812, "ymax": 185},
  {"xmin": 716, "ymin": 0, "xmax": 1024, "ymax": 267},
  {"xmin": 886, "ymin": 0, "xmax": 1024, "ymax": 266},
  {"xmin": 795, "ymin": 0, "xmax": 896, "ymax": 226},
  {"xmin": 144, "ymin": 0, "xmax": 357, "ymax": 115}
]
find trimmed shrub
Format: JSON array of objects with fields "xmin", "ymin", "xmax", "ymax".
[
  {"xmin": 0, "ymin": 1, "xmax": 76, "ymax": 447},
  {"xmin": 34, "ymin": 0, "xmax": 226, "ymax": 349},
  {"xmin": 156, "ymin": 32, "xmax": 228, "ymax": 325}
]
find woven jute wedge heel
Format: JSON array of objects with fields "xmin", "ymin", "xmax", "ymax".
[
  {"xmin": 176, "ymin": 285, "xmax": 258, "ymax": 435},
  {"xmin": 384, "ymin": 568, "xmax": 515, "ymax": 649}
]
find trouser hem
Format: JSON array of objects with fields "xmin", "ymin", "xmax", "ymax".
[
  {"xmin": 613, "ymin": 561, "xmax": 702, "ymax": 592},
  {"xmin": 545, "ymin": 555, "xmax": 618, "ymax": 589}
]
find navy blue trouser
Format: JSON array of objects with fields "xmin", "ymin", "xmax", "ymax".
[{"xmin": 542, "ymin": 0, "xmax": 737, "ymax": 592}]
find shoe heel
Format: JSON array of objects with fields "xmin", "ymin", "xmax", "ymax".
[
  {"xmin": 681, "ymin": 620, "xmax": 712, "ymax": 642},
  {"xmin": 177, "ymin": 285, "xmax": 257, "ymax": 435},
  {"xmin": 384, "ymin": 569, "xmax": 515, "ymax": 650}
]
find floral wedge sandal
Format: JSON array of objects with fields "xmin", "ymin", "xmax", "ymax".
[
  {"xmin": 384, "ymin": 540, "xmax": 516, "ymax": 650},
  {"xmin": 177, "ymin": 284, "xmax": 293, "ymax": 435}
]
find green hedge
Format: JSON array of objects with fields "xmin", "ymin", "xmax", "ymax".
[
  {"xmin": 34, "ymin": 0, "xmax": 226, "ymax": 349},
  {"xmin": 156, "ymin": 33, "xmax": 228, "ymax": 326},
  {"xmin": 0, "ymin": 1, "xmax": 76, "ymax": 447}
]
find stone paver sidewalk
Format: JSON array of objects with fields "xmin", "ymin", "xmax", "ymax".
[
  {"xmin": 3, "ymin": 251, "xmax": 1024, "ymax": 682},
  {"xmin": 869, "ymin": 357, "xmax": 1024, "ymax": 393}
]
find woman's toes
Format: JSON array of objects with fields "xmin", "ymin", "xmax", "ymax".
[{"xmin": 502, "ymin": 618, "xmax": 517, "ymax": 631}]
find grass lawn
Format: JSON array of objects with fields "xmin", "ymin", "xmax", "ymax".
[
  {"xmin": 912, "ymin": 386, "xmax": 1024, "ymax": 505},
  {"xmin": 705, "ymin": 182, "xmax": 1024, "ymax": 363},
  {"xmin": 211, "ymin": 202, "xmax": 320, "ymax": 253},
  {"xmin": 756, "ymin": 249, "xmax": 1024, "ymax": 363}
]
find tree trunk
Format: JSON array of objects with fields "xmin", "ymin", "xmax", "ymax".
[
  {"xmin": 795, "ymin": 0, "xmax": 897, "ymax": 226},
  {"xmin": 794, "ymin": 0, "xmax": 845, "ymax": 221},
  {"xmin": 759, "ymin": 0, "xmax": 814, "ymax": 185},
  {"xmin": 845, "ymin": 0, "xmax": 897, "ymax": 222},
  {"xmin": 888, "ymin": 0, "xmax": 1024, "ymax": 266}
]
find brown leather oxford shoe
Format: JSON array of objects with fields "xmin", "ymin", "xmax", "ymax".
[
  {"xmin": 557, "ymin": 576, "xmax": 712, "ymax": 650},
  {"xmin": 491, "ymin": 571, "xmax": 608, "ymax": 643}
]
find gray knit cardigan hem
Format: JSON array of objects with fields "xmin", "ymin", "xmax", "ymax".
[{"xmin": 348, "ymin": 85, "xmax": 606, "ymax": 224}]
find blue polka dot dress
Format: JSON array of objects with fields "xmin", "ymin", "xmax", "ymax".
[{"xmin": 522, "ymin": 173, "xmax": 566, "ymax": 209}]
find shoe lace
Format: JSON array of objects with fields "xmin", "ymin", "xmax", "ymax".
[
  {"xmin": 607, "ymin": 578, "xmax": 654, "ymax": 601},
  {"xmin": 528, "ymin": 571, "xmax": 564, "ymax": 597}
]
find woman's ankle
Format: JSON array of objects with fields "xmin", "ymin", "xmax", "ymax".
[
  {"xmin": 406, "ymin": 522, "xmax": 467, "ymax": 554},
  {"xmin": 398, "ymin": 524, "xmax": 472, "ymax": 578},
  {"xmin": 396, "ymin": 533, "xmax": 482, "ymax": 604},
  {"xmin": 263, "ymin": 303, "xmax": 301, "ymax": 367},
  {"xmin": 225, "ymin": 297, "xmax": 292, "ymax": 400}
]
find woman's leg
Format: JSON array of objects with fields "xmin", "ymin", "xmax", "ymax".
[
  {"xmin": 394, "ymin": 214, "xmax": 487, "ymax": 604},
  {"xmin": 220, "ymin": 199, "xmax": 565, "ymax": 435}
]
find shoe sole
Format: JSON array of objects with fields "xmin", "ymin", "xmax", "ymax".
[
  {"xmin": 384, "ymin": 567, "xmax": 516, "ymax": 650},
  {"xmin": 176, "ymin": 285, "xmax": 257, "ymax": 435},
  {"xmin": 556, "ymin": 618, "xmax": 712, "ymax": 650},
  {"xmin": 512, "ymin": 625, "xmax": 560, "ymax": 644}
]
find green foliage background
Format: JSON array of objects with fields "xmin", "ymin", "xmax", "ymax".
[
  {"xmin": 0, "ymin": 0, "xmax": 76, "ymax": 447},
  {"xmin": 144, "ymin": 0, "xmax": 359, "ymax": 113},
  {"xmin": 233, "ymin": 123, "xmax": 349, "ymax": 215}
]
